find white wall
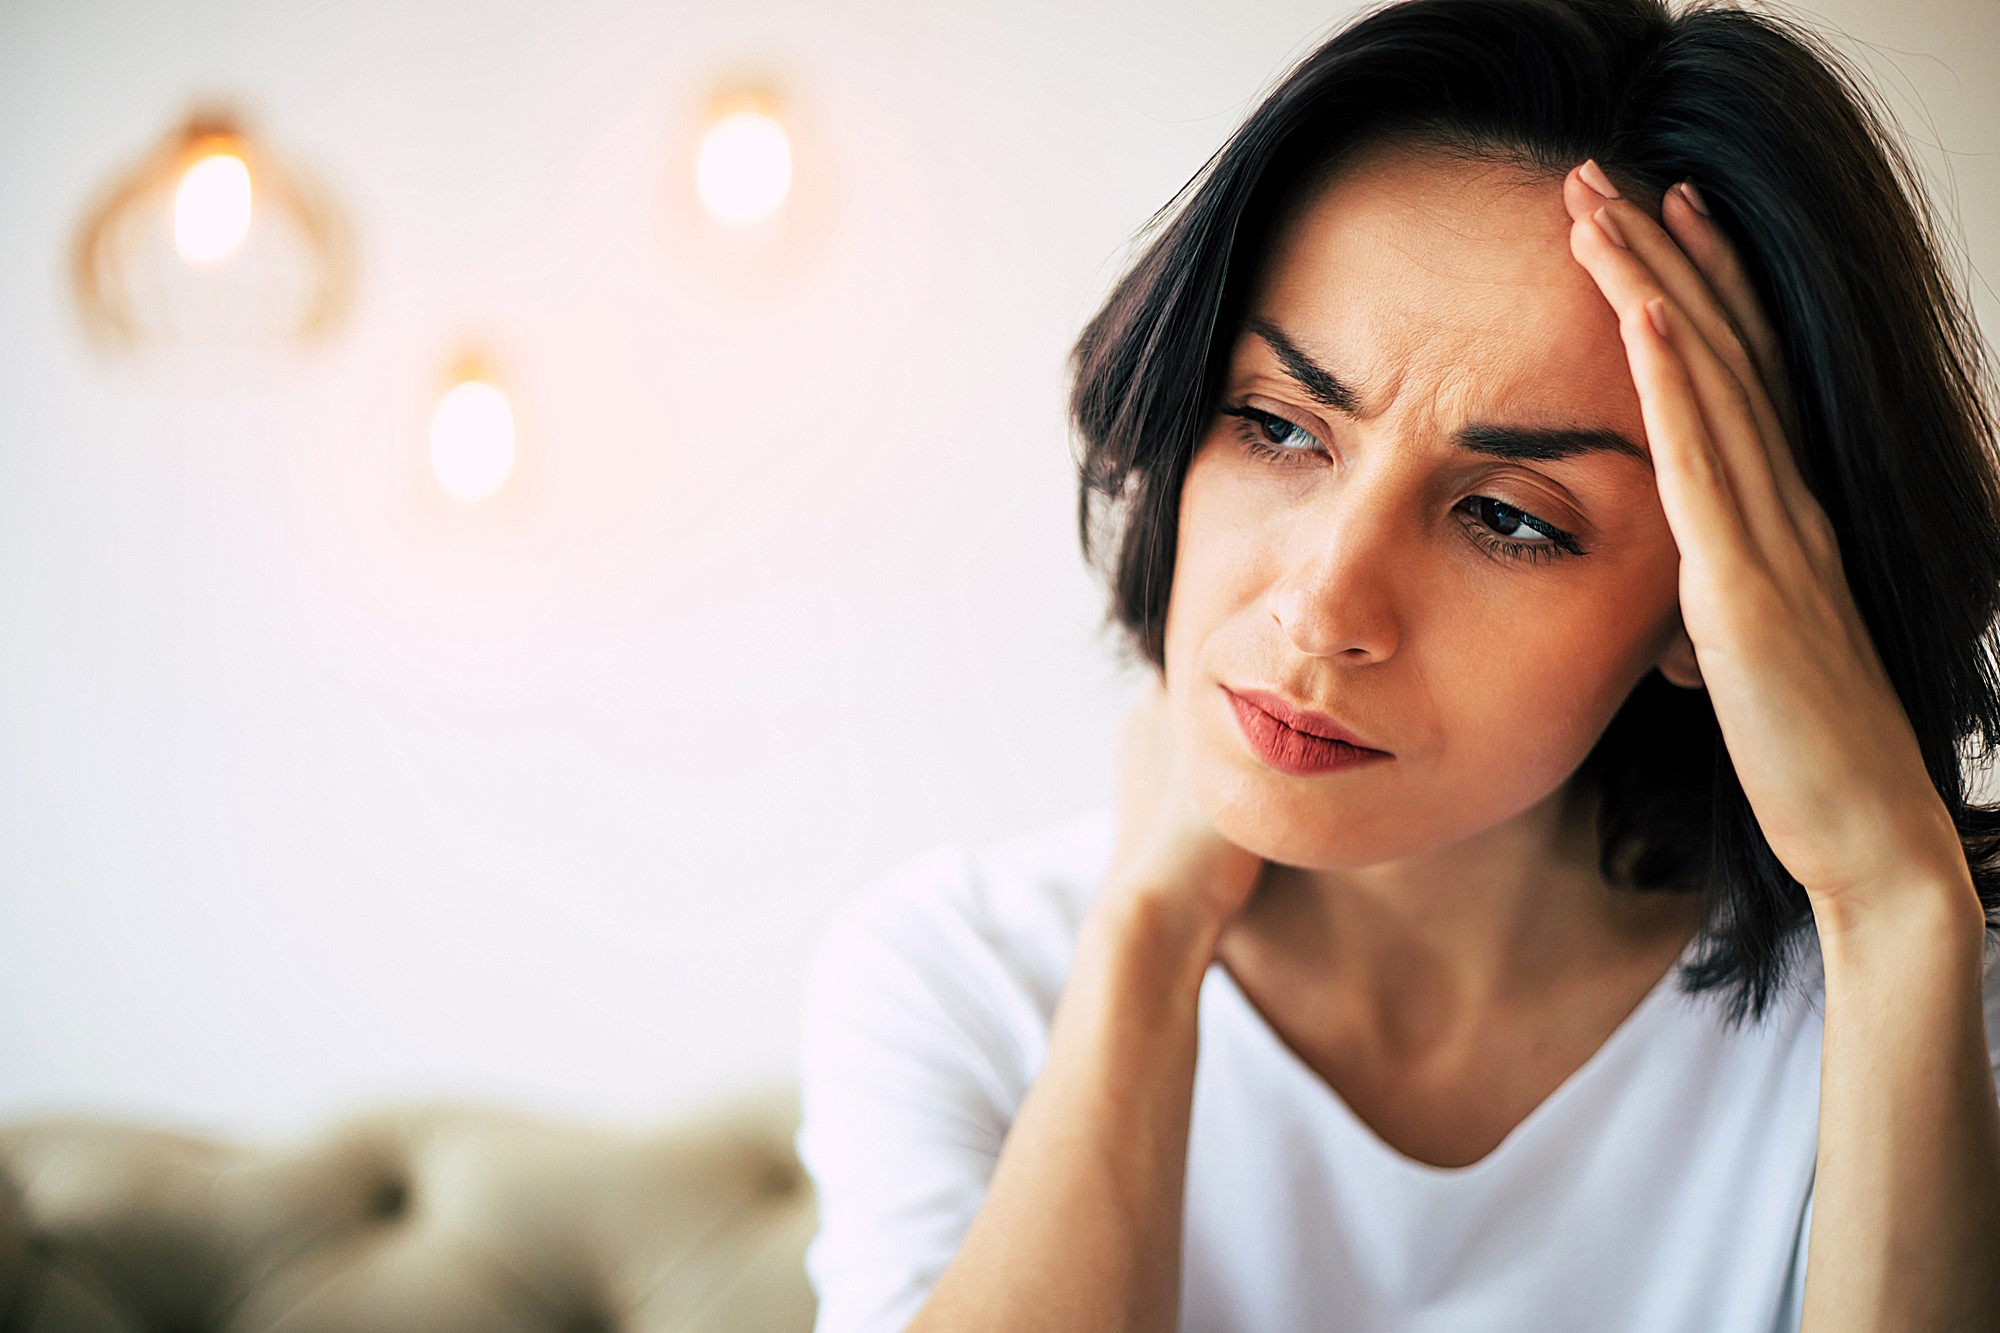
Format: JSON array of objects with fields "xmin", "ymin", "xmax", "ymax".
[{"xmin": 2, "ymin": 0, "xmax": 1995, "ymax": 1139}]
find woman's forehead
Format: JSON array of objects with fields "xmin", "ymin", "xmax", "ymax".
[{"xmin": 1247, "ymin": 148, "xmax": 1637, "ymax": 416}]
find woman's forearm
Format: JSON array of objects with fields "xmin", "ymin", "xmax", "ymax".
[
  {"xmin": 1801, "ymin": 882, "xmax": 2000, "ymax": 1331},
  {"xmin": 905, "ymin": 887, "xmax": 1221, "ymax": 1333}
]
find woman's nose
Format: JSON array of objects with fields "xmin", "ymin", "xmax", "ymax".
[{"xmin": 1265, "ymin": 494, "xmax": 1403, "ymax": 663}]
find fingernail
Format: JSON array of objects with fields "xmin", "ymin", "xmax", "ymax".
[
  {"xmin": 1647, "ymin": 299, "xmax": 1670, "ymax": 338},
  {"xmin": 1594, "ymin": 207, "xmax": 1629, "ymax": 249},
  {"xmin": 1677, "ymin": 180, "xmax": 1712, "ymax": 217},
  {"xmin": 1579, "ymin": 158, "xmax": 1622, "ymax": 199}
]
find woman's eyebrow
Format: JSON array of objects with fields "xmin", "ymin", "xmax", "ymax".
[
  {"xmin": 1245, "ymin": 316, "xmax": 1361, "ymax": 412},
  {"xmin": 1243, "ymin": 316, "xmax": 1652, "ymax": 470}
]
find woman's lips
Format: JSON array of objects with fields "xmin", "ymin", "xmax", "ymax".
[{"xmin": 1224, "ymin": 686, "xmax": 1392, "ymax": 777}]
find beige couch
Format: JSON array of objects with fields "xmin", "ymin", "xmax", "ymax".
[{"xmin": 0, "ymin": 1086, "xmax": 818, "ymax": 1332}]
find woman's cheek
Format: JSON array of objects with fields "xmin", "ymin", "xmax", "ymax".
[
  {"xmin": 1449, "ymin": 591, "xmax": 1661, "ymax": 783},
  {"xmin": 1163, "ymin": 453, "xmax": 1257, "ymax": 695}
]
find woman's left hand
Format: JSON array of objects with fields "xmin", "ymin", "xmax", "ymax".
[{"xmin": 1562, "ymin": 159, "xmax": 1976, "ymax": 936}]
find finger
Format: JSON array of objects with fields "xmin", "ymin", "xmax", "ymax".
[
  {"xmin": 1661, "ymin": 182, "xmax": 1791, "ymax": 414},
  {"xmin": 1571, "ymin": 206, "xmax": 1806, "ymax": 581},
  {"xmin": 1620, "ymin": 291, "xmax": 1760, "ymax": 586},
  {"xmin": 1564, "ymin": 166, "xmax": 1829, "ymax": 561},
  {"xmin": 1562, "ymin": 170, "xmax": 1810, "ymax": 507},
  {"xmin": 1659, "ymin": 182, "xmax": 1838, "ymax": 565},
  {"xmin": 1560, "ymin": 169, "xmax": 1752, "ymax": 384}
]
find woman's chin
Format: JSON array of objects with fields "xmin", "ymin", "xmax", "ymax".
[
  {"xmin": 1219, "ymin": 820, "xmax": 1398, "ymax": 871},
  {"xmin": 1196, "ymin": 773, "xmax": 1409, "ymax": 871}
]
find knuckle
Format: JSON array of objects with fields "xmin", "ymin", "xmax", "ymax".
[
  {"xmin": 1716, "ymin": 321, "xmax": 1753, "ymax": 370},
  {"xmin": 1675, "ymin": 434, "xmax": 1725, "ymax": 488},
  {"xmin": 1703, "ymin": 318, "xmax": 1759, "ymax": 384},
  {"xmin": 1720, "ymin": 365, "xmax": 1755, "ymax": 417},
  {"xmin": 1800, "ymin": 500, "xmax": 1841, "ymax": 562}
]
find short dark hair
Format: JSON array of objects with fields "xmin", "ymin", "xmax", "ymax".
[{"xmin": 1070, "ymin": 0, "xmax": 2000, "ymax": 1026}]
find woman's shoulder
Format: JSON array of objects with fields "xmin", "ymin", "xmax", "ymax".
[
  {"xmin": 812, "ymin": 792, "xmax": 1120, "ymax": 992},
  {"xmin": 796, "ymin": 807, "xmax": 1117, "ymax": 1117}
]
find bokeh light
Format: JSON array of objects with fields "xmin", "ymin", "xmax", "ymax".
[
  {"xmin": 694, "ymin": 109, "xmax": 792, "ymax": 225},
  {"xmin": 172, "ymin": 149, "xmax": 253, "ymax": 265},
  {"xmin": 428, "ymin": 380, "xmax": 516, "ymax": 503}
]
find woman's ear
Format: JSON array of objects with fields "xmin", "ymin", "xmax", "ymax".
[{"xmin": 1657, "ymin": 626, "xmax": 1704, "ymax": 690}]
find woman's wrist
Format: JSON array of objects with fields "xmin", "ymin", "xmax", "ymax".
[{"xmin": 1082, "ymin": 880, "xmax": 1230, "ymax": 999}]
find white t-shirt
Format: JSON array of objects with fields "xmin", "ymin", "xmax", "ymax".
[{"xmin": 795, "ymin": 806, "xmax": 2000, "ymax": 1332}]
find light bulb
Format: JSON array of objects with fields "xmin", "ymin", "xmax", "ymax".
[
  {"xmin": 428, "ymin": 380, "xmax": 516, "ymax": 503},
  {"xmin": 695, "ymin": 109, "xmax": 792, "ymax": 225},
  {"xmin": 173, "ymin": 150, "xmax": 253, "ymax": 265}
]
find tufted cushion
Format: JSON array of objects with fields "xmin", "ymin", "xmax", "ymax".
[{"xmin": 0, "ymin": 1086, "xmax": 817, "ymax": 1333}]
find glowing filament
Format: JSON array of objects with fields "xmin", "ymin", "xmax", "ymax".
[
  {"xmin": 173, "ymin": 151, "xmax": 253, "ymax": 265},
  {"xmin": 695, "ymin": 109, "xmax": 792, "ymax": 225},
  {"xmin": 428, "ymin": 381, "xmax": 516, "ymax": 503}
]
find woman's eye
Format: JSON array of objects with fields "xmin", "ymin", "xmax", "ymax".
[
  {"xmin": 1219, "ymin": 405, "xmax": 1587, "ymax": 563},
  {"xmin": 1220, "ymin": 404, "xmax": 1322, "ymax": 457},
  {"xmin": 1471, "ymin": 497, "xmax": 1553, "ymax": 541},
  {"xmin": 1462, "ymin": 496, "xmax": 1586, "ymax": 561}
]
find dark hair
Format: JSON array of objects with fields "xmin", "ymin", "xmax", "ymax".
[{"xmin": 1070, "ymin": 0, "xmax": 2000, "ymax": 1026}]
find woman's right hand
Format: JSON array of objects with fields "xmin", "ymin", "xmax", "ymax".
[
  {"xmin": 1094, "ymin": 674, "xmax": 1268, "ymax": 960},
  {"xmin": 907, "ymin": 674, "xmax": 1263, "ymax": 1333}
]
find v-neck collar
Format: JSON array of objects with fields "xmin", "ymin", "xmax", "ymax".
[{"xmin": 1203, "ymin": 934, "xmax": 1702, "ymax": 1181}]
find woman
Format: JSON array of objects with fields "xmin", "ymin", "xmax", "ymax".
[{"xmin": 797, "ymin": 0, "xmax": 2000, "ymax": 1328}]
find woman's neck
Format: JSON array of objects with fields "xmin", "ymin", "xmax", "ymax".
[{"xmin": 1213, "ymin": 777, "xmax": 1709, "ymax": 1031}]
